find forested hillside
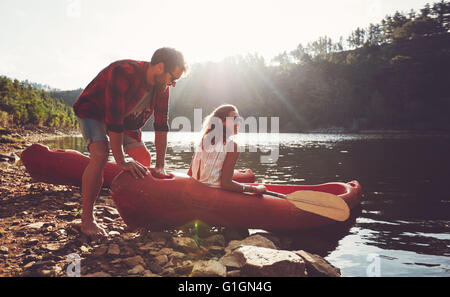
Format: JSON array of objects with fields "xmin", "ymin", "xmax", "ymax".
[
  {"xmin": 169, "ymin": 1, "xmax": 450, "ymax": 132},
  {"xmin": 0, "ymin": 76, "xmax": 77, "ymax": 128}
]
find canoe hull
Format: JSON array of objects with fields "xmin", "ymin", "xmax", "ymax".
[
  {"xmin": 111, "ymin": 170, "xmax": 362, "ymax": 231},
  {"xmin": 20, "ymin": 144, "xmax": 255, "ymax": 187}
]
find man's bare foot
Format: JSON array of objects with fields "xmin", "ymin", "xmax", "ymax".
[{"xmin": 81, "ymin": 220, "xmax": 108, "ymax": 239}]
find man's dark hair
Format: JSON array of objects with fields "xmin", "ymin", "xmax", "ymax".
[{"xmin": 151, "ymin": 47, "xmax": 186, "ymax": 73}]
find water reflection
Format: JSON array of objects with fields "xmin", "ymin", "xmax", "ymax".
[
  {"xmin": 42, "ymin": 134, "xmax": 87, "ymax": 154},
  {"xmin": 41, "ymin": 131, "xmax": 450, "ymax": 276}
]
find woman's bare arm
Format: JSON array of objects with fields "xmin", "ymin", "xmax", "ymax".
[
  {"xmin": 221, "ymin": 142, "xmax": 267, "ymax": 193},
  {"xmin": 220, "ymin": 143, "xmax": 248, "ymax": 192}
]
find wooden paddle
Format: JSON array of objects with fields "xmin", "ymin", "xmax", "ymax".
[{"xmin": 264, "ymin": 190, "xmax": 350, "ymax": 221}]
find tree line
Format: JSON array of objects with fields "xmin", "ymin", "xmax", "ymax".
[
  {"xmin": 0, "ymin": 76, "xmax": 77, "ymax": 128},
  {"xmin": 168, "ymin": 1, "xmax": 450, "ymax": 132}
]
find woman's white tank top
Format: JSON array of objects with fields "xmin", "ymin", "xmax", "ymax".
[{"xmin": 191, "ymin": 137, "xmax": 236, "ymax": 188}]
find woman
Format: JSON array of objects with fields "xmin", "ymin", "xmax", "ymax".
[{"xmin": 187, "ymin": 104, "xmax": 267, "ymax": 194}]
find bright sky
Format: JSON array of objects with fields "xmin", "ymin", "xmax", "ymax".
[{"xmin": 0, "ymin": 0, "xmax": 433, "ymax": 90}]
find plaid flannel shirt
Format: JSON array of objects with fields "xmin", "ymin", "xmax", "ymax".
[{"xmin": 73, "ymin": 59, "xmax": 169, "ymax": 133}]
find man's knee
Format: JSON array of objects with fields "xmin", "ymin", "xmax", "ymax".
[{"xmin": 88, "ymin": 141, "xmax": 109, "ymax": 164}]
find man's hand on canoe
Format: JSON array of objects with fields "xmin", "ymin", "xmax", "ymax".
[{"xmin": 119, "ymin": 160, "xmax": 150, "ymax": 179}]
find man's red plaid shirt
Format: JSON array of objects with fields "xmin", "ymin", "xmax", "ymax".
[{"xmin": 73, "ymin": 59, "xmax": 170, "ymax": 135}]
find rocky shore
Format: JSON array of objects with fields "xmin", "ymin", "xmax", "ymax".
[{"xmin": 0, "ymin": 126, "xmax": 341, "ymax": 277}]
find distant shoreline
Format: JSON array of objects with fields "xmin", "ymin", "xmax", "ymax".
[
  {"xmin": 1, "ymin": 124, "xmax": 448, "ymax": 151},
  {"xmin": 0, "ymin": 125, "xmax": 78, "ymax": 156},
  {"xmin": 141, "ymin": 128, "xmax": 450, "ymax": 135},
  {"xmin": 303, "ymin": 129, "xmax": 450, "ymax": 135}
]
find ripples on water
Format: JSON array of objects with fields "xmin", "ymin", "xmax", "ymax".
[{"xmin": 43, "ymin": 131, "xmax": 450, "ymax": 276}]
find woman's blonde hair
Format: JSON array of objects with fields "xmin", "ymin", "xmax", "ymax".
[{"xmin": 200, "ymin": 104, "xmax": 238, "ymax": 148}]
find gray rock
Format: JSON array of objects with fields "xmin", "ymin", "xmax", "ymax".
[
  {"xmin": 110, "ymin": 258, "xmax": 122, "ymax": 264},
  {"xmin": 162, "ymin": 267, "xmax": 176, "ymax": 277},
  {"xmin": 230, "ymin": 245, "xmax": 307, "ymax": 277},
  {"xmin": 102, "ymin": 206, "xmax": 120, "ymax": 218},
  {"xmin": 171, "ymin": 237, "xmax": 199, "ymax": 253},
  {"xmin": 120, "ymin": 246, "xmax": 135, "ymax": 257},
  {"xmin": 108, "ymin": 243, "xmax": 120, "ymax": 256},
  {"xmin": 14, "ymin": 231, "xmax": 26, "ymax": 237},
  {"xmin": 38, "ymin": 269, "xmax": 52, "ymax": 277},
  {"xmin": 92, "ymin": 245, "xmax": 108, "ymax": 256},
  {"xmin": 202, "ymin": 234, "xmax": 226, "ymax": 247},
  {"xmin": 174, "ymin": 263, "xmax": 194, "ymax": 275},
  {"xmin": 154, "ymin": 254, "xmax": 169, "ymax": 266},
  {"xmin": 123, "ymin": 255, "xmax": 145, "ymax": 268},
  {"xmin": 63, "ymin": 202, "xmax": 78, "ymax": 210},
  {"xmin": 24, "ymin": 238, "xmax": 39, "ymax": 247},
  {"xmin": 128, "ymin": 264, "xmax": 145, "ymax": 275},
  {"xmin": 108, "ymin": 231, "xmax": 121, "ymax": 237},
  {"xmin": 154, "ymin": 247, "xmax": 174, "ymax": 255},
  {"xmin": 220, "ymin": 251, "xmax": 246, "ymax": 270},
  {"xmin": 43, "ymin": 243, "xmax": 61, "ymax": 252},
  {"xmin": 168, "ymin": 250, "xmax": 186, "ymax": 261},
  {"xmin": 294, "ymin": 250, "xmax": 341, "ymax": 277},
  {"xmin": 138, "ymin": 242, "xmax": 155, "ymax": 251},
  {"xmin": 84, "ymin": 271, "xmax": 111, "ymax": 277},
  {"xmin": 25, "ymin": 222, "xmax": 45, "ymax": 229},
  {"xmin": 191, "ymin": 260, "xmax": 227, "ymax": 277},
  {"xmin": 23, "ymin": 261, "xmax": 35, "ymax": 269},
  {"xmin": 147, "ymin": 262, "xmax": 163, "ymax": 274},
  {"xmin": 225, "ymin": 234, "xmax": 278, "ymax": 254},
  {"xmin": 107, "ymin": 244, "xmax": 120, "ymax": 256},
  {"xmin": 144, "ymin": 270, "xmax": 160, "ymax": 277},
  {"xmin": 208, "ymin": 245, "xmax": 225, "ymax": 257},
  {"xmin": 248, "ymin": 230, "xmax": 293, "ymax": 249}
]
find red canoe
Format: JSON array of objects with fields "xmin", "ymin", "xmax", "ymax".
[
  {"xmin": 111, "ymin": 170, "xmax": 362, "ymax": 231},
  {"xmin": 20, "ymin": 143, "xmax": 256, "ymax": 187}
]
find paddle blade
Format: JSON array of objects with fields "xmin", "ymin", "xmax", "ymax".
[{"xmin": 286, "ymin": 190, "xmax": 350, "ymax": 222}]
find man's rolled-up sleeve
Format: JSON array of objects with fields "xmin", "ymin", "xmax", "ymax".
[
  {"xmin": 153, "ymin": 89, "xmax": 170, "ymax": 132},
  {"xmin": 105, "ymin": 65, "xmax": 130, "ymax": 133}
]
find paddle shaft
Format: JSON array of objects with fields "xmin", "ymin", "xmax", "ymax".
[{"xmin": 264, "ymin": 190, "xmax": 287, "ymax": 198}]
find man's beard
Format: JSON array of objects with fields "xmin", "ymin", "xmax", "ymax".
[{"xmin": 154, "ymin": 73, "xmax": 167, "ymax": 92}]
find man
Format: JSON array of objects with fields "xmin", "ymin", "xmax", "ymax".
[{"xmin": 73, "ymin": 47, "xmax": 186, "ymax": 238}]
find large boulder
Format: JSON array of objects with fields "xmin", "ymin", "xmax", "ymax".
[
  {"xmin": 221, "ymin": 245, "xmax": 306, "ymax": 277},
  {"xmin": 171, "ymin": 237, "xmax": 199, "ymax": 253},
  {"xmin": 294, "ymin": 250, "xmax": 341, "ymax": 277},
  {"xmin": 249, "ymin": 230, "xmax": 293, "ymax": 250},
  {"xmin": 224, "ymin": 234, "xmax": 278, "ymax": 254}
]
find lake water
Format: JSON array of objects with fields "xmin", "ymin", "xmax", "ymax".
[{"xmin": 43, "ymin": 131, "xmax": 450, "ymax": 277}]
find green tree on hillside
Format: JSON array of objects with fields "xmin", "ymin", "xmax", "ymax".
[{"xmin": 0, "ymin": 76, "xmax": 77, "ymax": 128}]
